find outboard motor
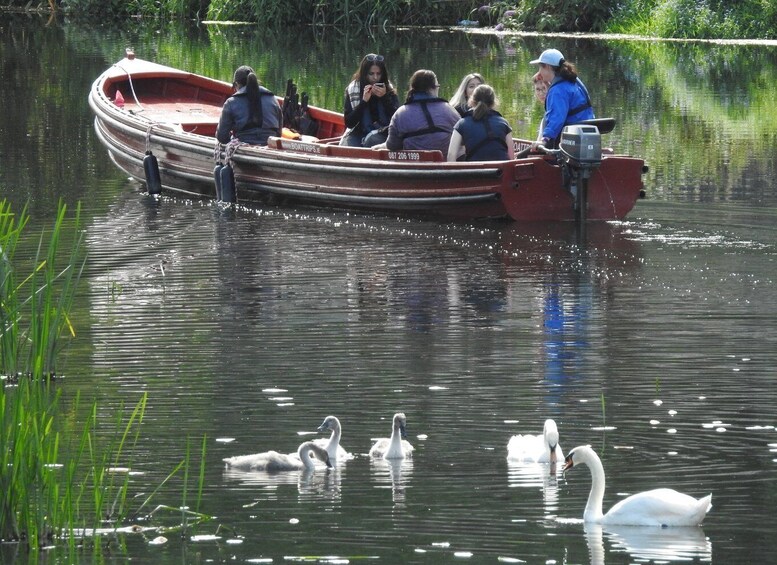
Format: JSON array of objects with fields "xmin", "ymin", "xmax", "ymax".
[{"xmin": 558, "ymin": 124, "xmax": 602, "ymax": 222}]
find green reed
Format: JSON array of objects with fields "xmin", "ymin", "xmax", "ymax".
[
  {"xmin": 1, "ymin": 201, "xmax": 211, "ymax": 552},
  {"xmin": 1, "ymin": 200, "xmax": 84, "ymax": 381},
  {"xmin": 1, "ymin": 382, "xmax": 212, "ymax": 551}
]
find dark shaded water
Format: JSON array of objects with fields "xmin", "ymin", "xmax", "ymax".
[{"xmin": 1, "ymin": 15, "xmax": 777, "ymax": 564}]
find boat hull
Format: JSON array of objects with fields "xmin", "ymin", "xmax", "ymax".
[{"xmin": 89, "ymin": 55, "xmax": 646, "ymax": 222}]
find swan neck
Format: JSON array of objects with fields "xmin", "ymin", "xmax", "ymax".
[
  {"xmin": 298, "ymin": 444, "xmax": 315, "ymax": 469},
  {"xmin": 326, "ymin": 425, "xmax": 341, "ymax": 450},
  {"xmin": 390, "ymin": 425, "xmax": 402, "ymax": 448},
  {"xmin": 584, "ymin": 454, "xmax": 606, "ymax": 523}
]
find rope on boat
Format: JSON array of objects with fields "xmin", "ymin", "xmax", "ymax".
[
  {"xmin": 112, "ymin": 63, "xmax": 143, "ymax": 109},
  {"xmin": 146, "ymin": 125, "xmax": 153, "ymax": 154}
]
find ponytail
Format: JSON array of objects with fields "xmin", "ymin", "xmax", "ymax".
[
  {"xmin": 557, "ymin": 61, "xmax": 579, "ymax": 82},
  {"xmin": 245, "ymin": 72, "xmax": 261, "ymax": 127},
  {"xmin": 470, "ymin": 84, "xmax": 496, "ymax": 121},
  {"xmin": 233, "ymin": 65, "xmax": 263, "ymax": 127}
]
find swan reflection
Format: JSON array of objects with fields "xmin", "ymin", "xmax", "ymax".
[
  {"xmin": 222, "ymin": 466, "xmax": 343, "ymax": 502},
  {"xmin": 585, "ymin": 522, "xmax": 712, "ymax": 564},
  {"xmin": 506, "ymin": 460, "xmax": 562, "ymax": 515},
  {"xmin": 370, "ymin": 457, "xmax": 413, "ymax": 504}
]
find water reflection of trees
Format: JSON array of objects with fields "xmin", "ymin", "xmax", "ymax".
[{"xmin": 607, "ymin": 40, "xmax": 777, "ymax": 202}]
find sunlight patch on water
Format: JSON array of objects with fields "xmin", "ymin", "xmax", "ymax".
[
  {"xmin": 283, "ymin": 557, "xmax": 355, "ymax": 564},
  {"xmin": 190, "ymin": 534, "xmax": 222, "ymax": 542},
  {"xmin": 625, "ymin": 224, "xmax": 772, "ymax": 251},
  {"xmin": 555, "ymin": 517, "xmax": 583, "ymax": 525}
]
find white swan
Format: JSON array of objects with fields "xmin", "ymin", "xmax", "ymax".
[
  {"xmin": 563, "ymin": 445, "xmax": 712, "ymax": 526},
  {"xmin": 369, "ymin": 413, "xmax": 414, "ymax": 460},
  {"xmin": 507, "ymin": 419, "xmax": 563, "ymax": 465},
  {"xmin": 223, "ymin": 441, "xmax": 331, "ymax": 472},
  {"xmin": 315, "ymin": 415, "xmax": 353, "ymax": 464}
]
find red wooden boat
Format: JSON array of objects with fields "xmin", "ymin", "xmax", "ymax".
[{"xmin": 89, "ymin": 51, "xmax": 647, "ymax": 222}]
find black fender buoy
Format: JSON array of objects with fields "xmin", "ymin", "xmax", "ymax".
[
  {"xmin": 219, "ymin": 164, "xmax": 236, "ymax": 203},
  {"xmin": 143, "ymin": 151, "xmax": 162, "ymax": 195},
  {"xmin": 213, "ymin": 163, "xmax": 223, "ymax": 201}
]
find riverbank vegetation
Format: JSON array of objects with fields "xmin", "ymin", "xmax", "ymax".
[
  {"xmin": 1, "ymin": 201, "xmax": 212, "ymax": 554},
  {"xmin": 3, "ymin": 0, "xmax": 776, "ymax": 39}
]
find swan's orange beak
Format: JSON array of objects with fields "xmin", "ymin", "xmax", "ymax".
[{"xmin": 562, "ymin": 454, "xmax": 574, "ymax": 472}]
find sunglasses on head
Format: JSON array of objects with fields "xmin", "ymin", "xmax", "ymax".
[{"xmin": 366, "ymin": 54, "xmax": 384, "ymax": 62}]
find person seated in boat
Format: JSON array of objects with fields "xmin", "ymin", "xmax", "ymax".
[
  {"xmin": 216, "ymin": 66, "xmax": 282, "ymax": 146},
  {"xmin": 529, "ymin": 48, "xmax": 594, "ymax": 150},
  {"xmin": 380, "ymin": 69, "xmax": 460, "ymax": 155},
  {"xmin": 340, "ymin": 54, "xmax": 400, "ymax": 147},
  {"xmin": 447, "ymin": 84, "xmax": 514, "ymax": 162},
  {"xmin": 449, "ymin": 72, "xmax": 485, "ymax": 118},
  {"xmin": 532, "ymin": 71, "xmax": 549, "ymax": 141}
]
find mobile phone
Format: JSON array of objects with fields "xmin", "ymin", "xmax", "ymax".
[{"xmin": 374, "ymin": 83, "xmax": 384, "ymax": 88}]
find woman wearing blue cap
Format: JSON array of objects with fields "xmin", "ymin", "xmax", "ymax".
[{"xmin": 529, "ymin": 48, "xmax": 594, "ymax": 149}]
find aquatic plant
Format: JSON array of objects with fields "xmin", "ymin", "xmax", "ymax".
[
  {"xmin": 0, "ymin": 200, "xmax": 84, "ymax": 381},
  {"xmin": 0, "ymin": 201, "xmax": 212, "ymax": 553},
  {"xmin": 0, "ymin": 385, "xmax": 212, "ymax": 552},
  {"xmin": 600, "ymin": 392, "xmax": 606, "ymax": 427}
]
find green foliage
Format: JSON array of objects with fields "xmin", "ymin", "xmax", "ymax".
[
  {"xmin": 608, "ymin": 0, "xmax": 777, "ymax": 39},
  {"xmin": 204, "ymin": 0, "xmax": 462, "ymax": 26},
  {"xmin": 9, "ymin": 0, "xmax": 777, "ymax": 37},
  {"xmin": 0, "ymin": 380, "xmax": 212, "ymax": 551},
  {"xmin": 506, "ymin": 0, "xmax": 613, "ymax": 32},
  {"xmin": 1, "ymin": 201, "xmax": 84, "ymax": 381},
  {"xmin": 0, "ymin": 202, "xmax": 209, "ymax": 551},
  {"xmin": 0, "ymin": 382, "xmax": 142, "ymax": 548}
]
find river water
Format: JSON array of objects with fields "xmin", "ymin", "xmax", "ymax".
[{"xmin": 1, "ymin": 14, "xmax": 776, "ymax": 565}]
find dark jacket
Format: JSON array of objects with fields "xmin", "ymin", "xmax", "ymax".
[
  {"xmin": 343, "ymin": 82, "xmax": 400, "ymax": 137},
  {"xmin": 216, "ymin": 86, "xmax": 283, "ymax": 145},
  {"xmin": 453, "ymin": 109, "xmax": 512, "ymax": 161},
  {"xmin": 385, "ymin": 93, "xmax": 461, "ymax": 154}
]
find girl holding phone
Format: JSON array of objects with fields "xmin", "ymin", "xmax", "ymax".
[{"xmin": 341, "ymin": 53, "xmax": 399, "ymax": 147}]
